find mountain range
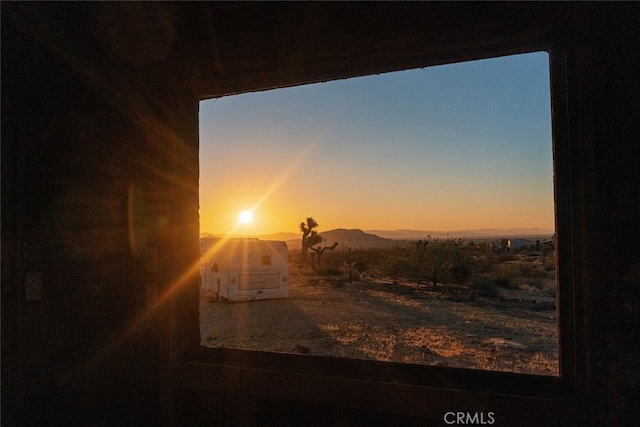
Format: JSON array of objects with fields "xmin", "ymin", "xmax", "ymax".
[
  {"xmin": 365, "ymin": 228, "xmax": 554, "ymax": 240},
  {"xmin": 200, "ymin": 227, "xmax": 554, "ymax": 250}
]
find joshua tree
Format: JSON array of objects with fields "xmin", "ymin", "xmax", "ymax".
[
  {"xmin": 299, "ymin": 217, "xmax": 338, "ymax": 271},
  {"xmin": 299, "ymin": 217, "xmax": 322, "ymax": 260},
  {"xmin": 309, "ymin": 240, "xmax": 339, "ymax": 272}
]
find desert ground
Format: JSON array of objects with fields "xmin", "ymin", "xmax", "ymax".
[{"xmin": 200, "ymin": 263, "xmax": 558, "ymax": 376}]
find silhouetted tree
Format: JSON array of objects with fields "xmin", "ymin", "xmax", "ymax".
[
  {"xmin": 309, "ymin": 240, "xmax": 339, "ymax": 272},
  {"xmin": 299, "ymin": 217, "xmax": 338, "ymax": 271},
  {"xmin": 299, "ymin": 217, "xmax": 322, "ymax": 262}
]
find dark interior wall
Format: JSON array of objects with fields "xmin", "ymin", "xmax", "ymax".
[
  {"xmin": 2, "ymin": 2, "xmax": 639, "ymax": 426},
  {"xmin": 574, "ymin": 9, "xmax": 640, "ymax": 422},
  {"xmin": 2, "ymin": 3, "xmax": 199, "ymax": 424}
]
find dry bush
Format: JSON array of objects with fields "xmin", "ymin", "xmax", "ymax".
[
  {"xmin": 318, "ymin": 267, "xmax": 342, "ymax": 276},
  {"xmin": 472, "ymin": 276, "xmax": 501, "ymax": 298},
  {"xmin": 488, "ymin": 264, "xmax": 521, "ymax": 289},
  {"xmin": 526, "ymin": 279, "xmax": 546, "ymax": 291},
  {"xmin": 519, "ymin": 263, "xmax": 534, "ymax": 277},
  {"xmin": 493, "ymin": 277, "xmax": 514, "ymax": 289},
  {"xmin": 378, "ymin": 254, "xmax": 415, "ymax": 279},
  {"xmin": 474, "ymin": 261, "xmax": 493, "ymax": 274},
  {"xmin": 496, "ymin": 252, "xmax": 516, "ymax": 262},
  {"xmin": 530, "ymin": 267, "xmax": 551, "ymax": 279},
  {"xmin": 493, "ymin": 262, "xmax": 523, "ymax": 279},
  {"xmin": 522, "ymin": 278, "xmax": 556, "ymax": 297}
]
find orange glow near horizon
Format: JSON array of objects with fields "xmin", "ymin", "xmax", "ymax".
[
  {"xmin": 200, "ymin": 176, "xmax": 555, "ymax": 236},
  {"xmin": 200, "ymin": 141, "xmax": 320, "ymax": 235}
]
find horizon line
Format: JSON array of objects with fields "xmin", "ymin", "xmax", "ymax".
[{"xmin": 200, "ymin": 227, "xmax": 555, "ymax": 236}]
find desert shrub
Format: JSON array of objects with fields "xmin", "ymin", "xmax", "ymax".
[
  {"xmin": 519, "ymin": 264, "xmax": 534, "ymax": 277},
  {"xmin": 379, "ymin": 255, "xmax": 415, "ymax": 279},
  {"xmin": 337, "ymin": 248, "xmax": 392, "ymax": 275},
  {"xmin": 347, "ymin": 270, "xmax": 361, "ymax": 281},
  {"xmin": 494, "ymin": 277, "xmax": 513, "ymax": 289},
  {"xmin": 318, "ymin": 267, "xmax": 342, "ymax": 276},
  {"xmin": 474, "ymin": 255, "xmax": 493, "ymax": 273},
  {"xmin": 472, "ymin": 276, "xmax": 500, "ymax": 298},
  {"xmin": 410, "ymin": 237, "xmax": 470, "ymax": 287},
  {"xmin": 321, "ymin": 250, "xmax": 343, "ymax": 269},
  {"xmin": 493, "ymin": 263, "xmax": 522, "ymax": 279},
  {"xmin": 530, "ymin": 267, "xmax": 551, "ymax": 279},
  {"xmin": 484, "ymin": 252, "xmax": 516, "ymax": 269},
  {"xmin": 496, "ymin": 252, "xmax": 516, "ymax": 262},
  {"xmin": 354, "ymin": 261, "xmax": 368, "ymax": 273},
  {"xmin": 528, "ymin": 279, "xmax": 545, "ymax": 290},
  {"xmin": 450, "ymin": 263, "xmax": 473, "ymax": 285},
  {"xmin": 329, "ymin": 257, "xmax": 343, "ymax": 270}
]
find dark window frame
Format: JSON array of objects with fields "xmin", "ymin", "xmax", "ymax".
[{"xmin": 174, "ymin": 38, "xmax": 588, "ymax": 422}]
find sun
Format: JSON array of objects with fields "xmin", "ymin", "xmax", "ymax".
[{"xmin": 238, "ymin": 210, "xmax": 254, "ymax": 224}]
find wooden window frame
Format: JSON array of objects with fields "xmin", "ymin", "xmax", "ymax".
[{"xmin": 171, "ymin": 35, "xmax": 591, "ymax": 424}]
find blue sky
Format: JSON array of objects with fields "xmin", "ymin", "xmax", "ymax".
[{"xmin": 199, "ymin": 51, "xmax": 553, "ymax": 235}]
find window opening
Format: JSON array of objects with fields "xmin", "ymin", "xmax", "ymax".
[{"xmin": 198, "ymin": 52, "xmax": 557, "ymax": 376}]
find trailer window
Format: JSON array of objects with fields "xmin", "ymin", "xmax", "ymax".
[
  {"xmin": 199, "ymin": 52, "xmax": 557, "ymax": 376},
  {"xmin": 260, "ymin": 255, "xmax": 272, "ymax": 266}
]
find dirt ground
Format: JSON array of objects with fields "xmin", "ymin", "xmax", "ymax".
[{"xmin": 200, "ymin": 273, "xmax": 558, "ymax": 376}]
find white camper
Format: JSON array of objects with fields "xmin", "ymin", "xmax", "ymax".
[{"xmin": 200, "ymin": 237, "xmax": 290, "ymax": 301}]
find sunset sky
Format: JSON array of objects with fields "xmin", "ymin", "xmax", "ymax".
[{"xmin": 199, "ymin": 52, "xmax": 553, "ymax": 236}]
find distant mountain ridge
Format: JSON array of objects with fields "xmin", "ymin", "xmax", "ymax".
[
  {"xmin": 200, "ymin": 227, "xmax": 555, "ymax": 250},
  {"xmin": 200, "ymin": 231, "xmax": 299, "ymax": 241},
  {"xmin": 288, "ymin": 228, "xmax": 399, "ymax": 250},
  {"xmin": 200, "ymin": 229, "xmax": 399, "ymax": 250},
  {"xmin": 365, "ymin": 228, "xmax": 555, "ymax": 240}
]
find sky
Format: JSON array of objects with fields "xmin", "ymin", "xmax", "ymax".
[{"xmin": 199, "ymin": 52, "xmax": 553, "ymax": 236}]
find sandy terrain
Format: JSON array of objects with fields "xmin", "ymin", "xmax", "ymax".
[{"xmin": 200, "ymin": 273, "xmax": 558, "ymax": 376}]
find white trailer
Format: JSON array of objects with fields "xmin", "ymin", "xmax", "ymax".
[{"xmin": 200, "ymin": 237, "xmax": 289, "ymax": 301}]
